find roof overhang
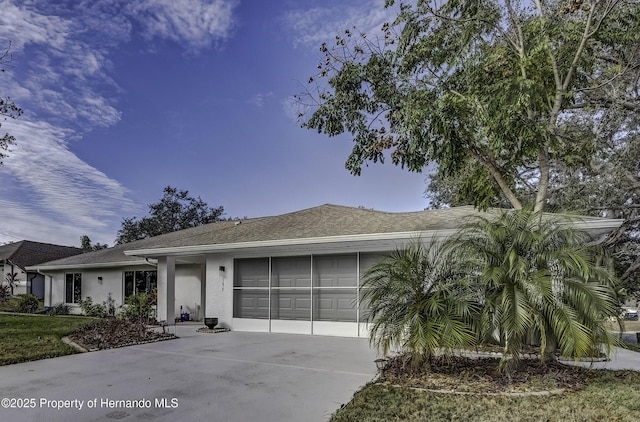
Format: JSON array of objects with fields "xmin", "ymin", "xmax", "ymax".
[
  {"xmin": 122, "ymin": 216, "xmax": 623, "ymax": 259},
  {"xmin": 26, "ymin": 259, "xmax": 150, "ymax": 272},
  {"xmin": 123, "ymin": 230, "xmax": 456, "ymax": 258}
]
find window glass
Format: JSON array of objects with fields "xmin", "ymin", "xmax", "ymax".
[
  {"xmin": 65, "ymin": 273, "xmax": 81, "ymax": 303},
  {"xmin": 124, "ymin": 270, "xmax": 158, "ymax": 298}
]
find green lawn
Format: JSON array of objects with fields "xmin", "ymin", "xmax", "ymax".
[
  {"xmin": 0, "ymin": 314, "xmax": 95, "ymax": 365},
  {"xmin": 331, "ymin": 370, "xmax": 640, "ymax": 422}
]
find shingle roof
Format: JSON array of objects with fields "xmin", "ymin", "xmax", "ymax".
[
  {"xmin": 28, "ymin": 204, "xmax": 623, "ymax": 269},
  {"xmin": 0, "ymin": 240, "xmax": 83, "ymax": 270},
  {"xmin": 27, "ymin": 205, "xmax": 496, "ymax": 268}
]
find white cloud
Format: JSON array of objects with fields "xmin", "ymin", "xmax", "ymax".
[
  {"xmin": 0, "ymin": 118, "xmax": 135, "ymax": 242},
  {"xmin": 0, "ymin": 0, "xmax": 239, "ymax": 244},
  {"xmin": 248, "ymin": 92, "xmax": 273, "ymax": 108},
  {"xmin": 283, "ymin": 0, "xmax": 393, "ymax": 49},
  {"xmin": 126, "ymin": 0, "xmax": 238, "ymax": 50},
  {"xmin": 0, "ymin": 1, "xmax": 70, "ymax": 51}
]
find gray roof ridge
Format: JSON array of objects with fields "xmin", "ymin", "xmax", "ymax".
[{"xmin": 5, "ymin": 240, "xmax": 26, "ymax": 261}]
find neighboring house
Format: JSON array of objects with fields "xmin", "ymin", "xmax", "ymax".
[
  {"xmin": 0, "ymin": 240, "xmax": 83, "ymax": 299},
  {"xmin": 28, "ymin": 204, "xmax": 623, "ymax": 338}
]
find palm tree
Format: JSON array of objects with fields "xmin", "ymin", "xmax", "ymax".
[
  {"xmin": 450, "ymin": 209, "xmax": 620, "ymax": 372},
  {"xmin": 361, "ymin": 240, "xmax": 479, "ymax": 365}
]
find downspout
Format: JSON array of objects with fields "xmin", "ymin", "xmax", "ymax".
[
  {"xmin": 145, "ymin": 258, "xmax": 158, "ymax": 267},
  {"xmin": 29, "ymin": 272, "xmax": 37, "ymax": 296}
]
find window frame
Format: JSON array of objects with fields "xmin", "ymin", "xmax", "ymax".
[{"xmin": 64, "ymin": 273, "xmax": 82, "ymax": 304}]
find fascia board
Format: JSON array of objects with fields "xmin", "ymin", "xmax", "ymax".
[
  {"xmin": 26, "ymin": 260, "xmax": 150, "ymax": 271},
  {"xmin": 123, "ymin": 230, "xmax": 460, "ymax": 257}
]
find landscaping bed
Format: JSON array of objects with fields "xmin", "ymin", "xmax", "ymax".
[
  {"xmin": 69, "ymin": 318, "xmax": 176, "ymax": 351},
  {"xmin": 377, "ymin": 354, "xmax": 588, "ymax": 394},
  {"xmin": 331, "ymin": 356, "xmax": 640, "ymax": 421}
]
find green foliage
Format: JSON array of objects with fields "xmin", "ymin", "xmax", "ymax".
[
  {"xmin": 16, "ymin": 294, "xmax": 39, "ymax": 314},
  {"xmin": 118, "ymin": 291, "xmax": 156, "ymax": 322},
  {"xmin": 116, "ymin": 186, "xmax": 225, "ymax": 244},
  {"xmin": 80, "ymin": 235, "xmax": 108, "ymax": 252},
  {"xmin": 4, "ymin": 272, "xmax": 18, "ymax": 296},
  {"xmin": 363, "ymin": 209, "xmax": 621, "ymax": 374},
  {"xmin": 361, "ymin": 240, "xmax": 479, "ymax": 363},
  {"xmin": 451, "ymin": 209, "xmax": 621, "ymax": 372},
  {"xmin": 0, "ymin": 284, "xmax": 9, "ymax": 302},
  {"xmin": 300, "ymin": 0, "xmax": 640, "ymax": 212},
  {"xmin": 48, "ymin": 303, "xmax": 70, "ymax": 316},
  {"xmin": 78, "ymin": 296, "xmax": 108, "ymax": 318}
]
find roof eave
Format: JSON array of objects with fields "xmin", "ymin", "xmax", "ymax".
[
  {"xmin": 27, "ymin": 259, "xmax": 150, "ymax": 271},
  {"xmin": 123, "ymin": 230, "xmax": 460, "ymax": 257},
  {"xmin": 123, "ymin": 218, "xmax": 625, "ymax": 258}
]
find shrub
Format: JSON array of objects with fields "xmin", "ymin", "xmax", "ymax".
[
  {"xmin": 78, "ymin": 296, "xmax": 108, "ymax": 318},
  {"xmin": 48, "ymin": 302, "xmax": 70, "ymax": 315},
  {"xmin": 119, "ymin": 291, "xmax": 155, "ymax": 323},
  {"xmin": 17, "ymin": 294, "xmax": 40, "ymax": 314},
  {"xmin": 0, "ymin": 284, "xmax": 10, "ymax": 302}
]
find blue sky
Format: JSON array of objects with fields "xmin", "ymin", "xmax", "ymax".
[{"xmin": 0, "ymin": 0, "xmax": 429, "ymax": 247}]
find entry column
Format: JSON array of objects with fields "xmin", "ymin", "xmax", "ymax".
[{"xmin": 157, "ymin": 256, "xmax": 175, "ymax": 323}]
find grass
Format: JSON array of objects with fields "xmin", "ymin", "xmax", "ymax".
[
  {"xmin": 0, "ymin": 314, "xmax": 95, "ymax": 365},
  {"xmin": 331, "ymin": 369, "xmax": 640, "ymax": 421}
]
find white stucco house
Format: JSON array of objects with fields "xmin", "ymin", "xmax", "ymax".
[
  {"xmin": 28, "ymin": 204, "xmax": 623, "ymax": 338},
  {"xmin": 0, "ymin": 240, "xmax": 83, "ymax": 299}
]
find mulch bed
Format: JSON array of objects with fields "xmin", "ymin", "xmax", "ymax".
[
  {"xmin": 378, "ymin": 354, "xmax": 589, "ymax": 394},
  {"xmin": 69, "ymin": 319, "xmax": 176, "ymax": 351}
]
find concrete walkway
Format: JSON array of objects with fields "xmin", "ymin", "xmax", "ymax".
[
  {"xmin": 0, "ymin": 326, "xmax": 378, "ymax": 422},
  {"xmin": 568, "ymin": 337, "xmax": 640, "ymax": 371}
]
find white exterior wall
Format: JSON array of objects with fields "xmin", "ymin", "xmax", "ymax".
[
  {"xmin": 1, "ymin": 264, "xmax": 28, "ymax": 295},
  {"xmin": 46, "ymin": 268, "xmax": 128, "ymax": 314},
  {"xmin": 44, "ymin": 264, "xmax": 203, "ymax": 318},
  {"xmin": 205, "ymin": 255, "xmax": 234, "ymax": 328},
  {"xmin": 175, "ymin": 265, "xmax": 203, "ymax": 321}
]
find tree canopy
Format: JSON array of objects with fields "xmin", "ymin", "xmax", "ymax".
[
  {"xmin": 80, "ymin": 235, "xmax": 108, "ymax": 252},
  {"xmin": 115, "ymin": 186, "xmax": 225, "ymax": 244},
  {"xmin": 298, "ymin": 0, "xmax": 640, "ymax": 213},
  {"xmin": 0, "ymin": 42, "xmax": 22, "ymax": 165}
]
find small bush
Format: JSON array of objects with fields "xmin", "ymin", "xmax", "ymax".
[
  {"xmin": 119, "ymin": 291, "xmax": 156, "ymax": 323},
  {"xmin": 17, "ymin": 294, "xmax": 39, "ymax": 314},
  {"xmin": 0, "ymin": 284, "xmax": 10, "ymax": 302},
  {"xmin": 48, "ymin": 303, "xmax": 70, "ymax": 315},
  {"xmin": 78, "ymin": 297, "xmax": 108, "ymax": 318}
]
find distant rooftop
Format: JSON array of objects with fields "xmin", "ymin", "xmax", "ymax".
[{"xmin": 0, "ymin": 240, "xmax": 83, "ymax": 270}]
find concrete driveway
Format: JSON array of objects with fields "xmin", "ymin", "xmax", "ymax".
[{"xmin": 0, "ymin": 326, "xmax": 378, "ymax": 422}]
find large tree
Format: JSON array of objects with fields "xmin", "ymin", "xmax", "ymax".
[
  {"xmin": 0, "ymin": 42, "xmax": 22, "ymax": 165},
  {"xmin": 298, "ymin": 0, "xmax": 640, "ymax": 212},
  {"xmin": 115, "ymin": 186, "xmax": 225, "ymax": 244}
]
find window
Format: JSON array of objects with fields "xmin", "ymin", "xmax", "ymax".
[
  {"xmin": 65, "ymin": 273, "xmax": 82, "ymax": 303},
  {"xmin": 124, "ymin": 270, "xmax": 157, "ymax": 298}
]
